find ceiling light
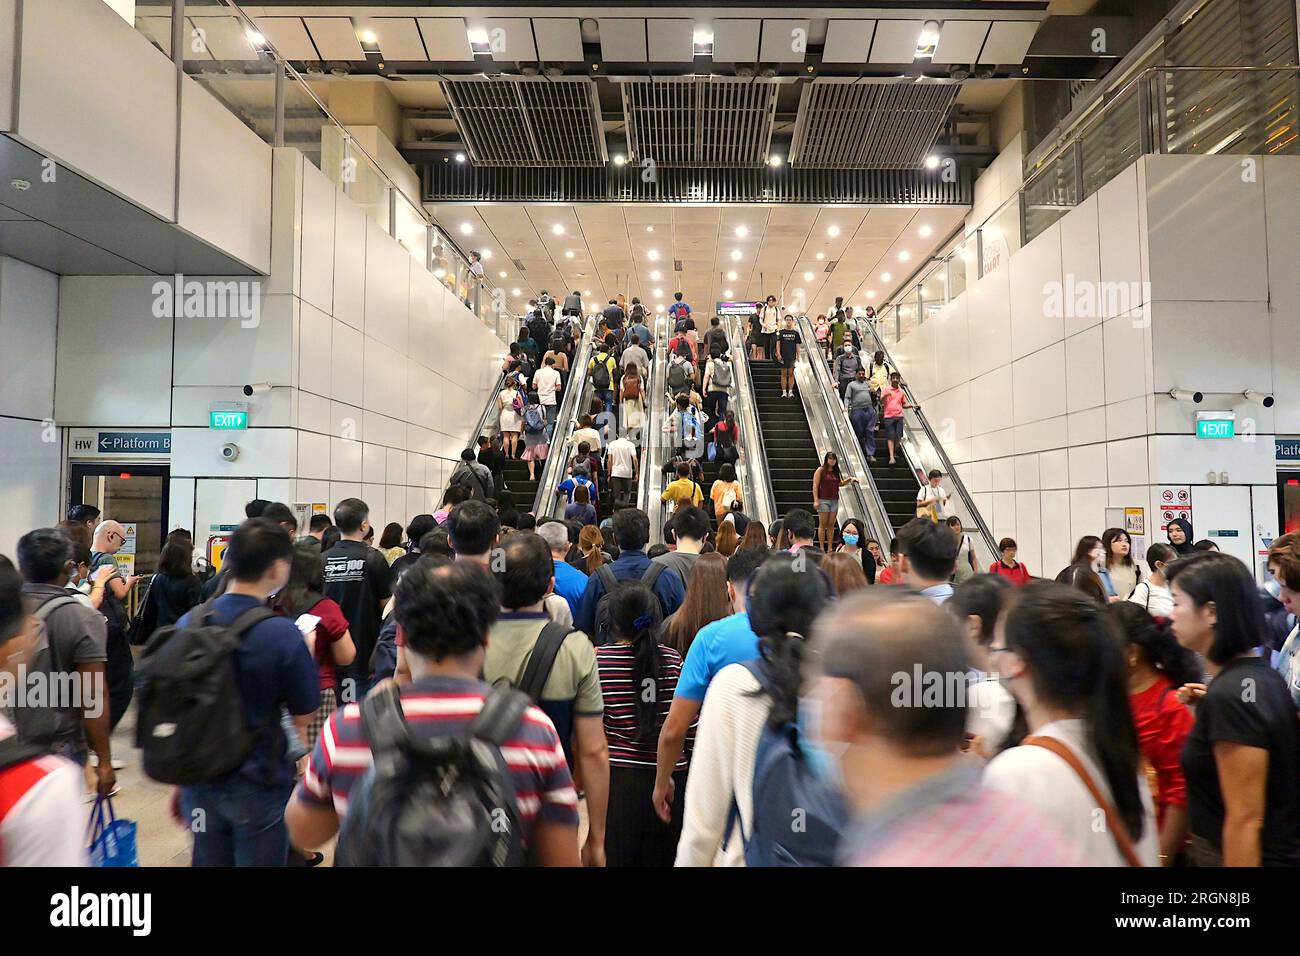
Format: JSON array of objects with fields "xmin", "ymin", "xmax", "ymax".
[
  {"xmin": 724, "ymin": 289, "xmax": 733, "ymax": 297},
  {"xmin": 499, "ymin": 271, "xmax": 507, "ymax": 278},
  {"xmin": 915, "ymin": 19, "xmax": 941, "ymax": 58},
  {"xmin": 866, "ymin": 290, "xmax": 876, "ymax": 298},
  {"xmin": 359, "ymin": 30, "xmax": 376, "ymax": 45},
  {"xmin": 613, "ymin": 154, "xmax": 627, "ymax": 166},
  {"xmin": 247, "ymin": 30, "xmax": 266, "ymax": 47},
  {"xmin": 565, "ymin": 250, "xmax": 574, "ymax": 259},
  {"xmin": 768, "ymin": 155, "xmax": 784, "ymax": 168},
  {"xmin": 734, "ymin": 225, "xmax": 748, "ymax": 238},
  {"xmin": 693, "ymin": 28, "xmax": 714, "ymax": 46},
  {"xmin": 480, "ymin": 249, "xmax": 491, "ymax": 259},
  {"xmin": 919, "ymin": 224, "xmax": 933, "ymax": 237},
  {"xmin": 827, "ymin": 225, "xmax": 840, "ymax": 237},
  {"xmin": 727, "ymin": 270, "xmax": 737, "ymax": 280},
  {"xmin": 899, "ymin": 251, "xmax": 911, "ymax": 262},
  {"xmin": 803, "ymin": 272, "xmax": 814, "ymax": 281},
  {"xmin": 584, "ymin": 290, "xmax": 592, "ymax": 296},
  {"xmin": 512, "ymin": 287, "xmax": 521, "ymax": 295},
  {"xmin": 924, "ymin": 155, "xmax": 940, "ymax": 170},
  {"xmin": 654, "ymin": 288, "xmax": 663, "ymax": 298},
  {"xmin": 646, "ymin": 225, "xmax": 654, "ymax": 233},
  {"xmin": 459, "ymin": 223, "xmax": 472, "ymax": 235},
  {"xmin": 731, "ymin": 250, "xmax": 742, "ymax": 261},
  {"xmin": 551, "ymin": 224, "xmax": 565, "ymax": 236},
  {"xmin": 815, "ymin": 252, "xmax": 825, "ymax": 260},
  {"xmin": 454, "ymin": 152, "xmax": 466, "ymax": 163},
  {"xmin": 881, "ymin": 272, "xmax": 892, "ymax": 282},
  {"xmin": 647, "ymin": 249, "xmax": 659, "ymax": 260},
  {"xmin": 650, "ymin": 270, "xmax": 662, "ymax": 281},
  {"xmin": 467, "ymin": 28, "xmax": 489, "ymax": 45}
]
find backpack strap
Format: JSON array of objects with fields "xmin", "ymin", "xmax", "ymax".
[
  {"xmin": 596, "ymin": 564, "xmax": 619, "ymax": 595},
  {"xmin": 641, "ymin": 562, "xmax": 666, "ymax": 591},
  {"xmin": 516, "ymin": 621, "xmax": 572, "ymax": 703},
  {"xmin": 227, "ymin": 604, "xmax": 276, "ymax": 638},
  {"xmin": 33, "ymin": 594, "xmax": 80, "ymax": 622},
  {"xmin": 468, "ymin": 683, "xmax": 531, "ymax": 746},
  {"xmin": 1022, "ymin": 735, "xmax": 1143, "ymax": 867},
  {"xmin": 359, "ymin": 683, "xmax": 411, "ymax": 776}
]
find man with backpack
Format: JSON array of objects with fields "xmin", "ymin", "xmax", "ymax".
[
  {"xmin": 89, "ymin": 520, "xmax": 137, "ymax": 733},
  {"xmin": 482, "ymin": 533, "xmax": 607, "ymax": 864},
  {"xmin": 702, "ymin": 345, "xmax": 733, "ymax": 424},
  {"xmin": 286, "ymin": 561, "xmax": 582, "ymax": 866},
  {"xmin": 146, "ymin": 518, "xmax": 319, "ymax": 866},
  {"xmin": 668, "ymin": 292, "xmax": 691, "ymax": 331},
  {"xmin": 628, "ymin": 305, "xmax": 654, "ymax": 348},
  {"xmin": 14, "ymin": 528, "xmax": 114, "ymax": 796},
  {"xmin": 449, "ymin": 448, "xmax": 495, "ymax": 501},
  {"xmin": 664, "ymin": 393, "xmax": 705, "ymax": 460},
  {"xmin": 576, "ymin": 508, "xmax": 685, "ymax": 641},
  {"xmin": 665, "ymin": 348, "xmax": 693, "ymax": 400},
  {"xmin": 588, "ymin": 341, "xmax": 617, "ymax": 419}
]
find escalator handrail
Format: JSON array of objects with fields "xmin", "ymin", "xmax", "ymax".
[
  {"xmin": 851, "ymin": 315, "xmax": 999, "ymax": 559},
  {"xmin": 641, "ymin": 314, "xmax": 672, "ymax": 541},
  {"xmin": 724, "ymin": 315, "xmax": 778, "ymax": 534},
  {"xmin": 794, "ymin": 314, "xmax": 896, "ymax": 549},
  {"xmin": 532, "ymin": 316, "xmax": 599, "ymax": 517},
  {"xmin": 467, "ymin": 368, "xmax": 509, "ymax": 448}
]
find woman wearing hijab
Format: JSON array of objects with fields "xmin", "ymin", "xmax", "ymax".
[{"xmin": 1166, "ymin": 518, "xmax": 1195, "ymax": 556}]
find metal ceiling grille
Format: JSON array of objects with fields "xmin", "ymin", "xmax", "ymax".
[
  {"xmin": 788, "ymin": 80, "xmax": 959, "ymax": 169},
  {"xmin": 619, "ymin": 77, "xmax": 779, "ymax": 167},
  {"xmin": 440, "ymin": 77, "xmax": 606, "ymax": 167}
]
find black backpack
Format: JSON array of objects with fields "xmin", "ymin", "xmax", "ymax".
[
  {"xmin": 134, "ymin": 601, "xmax": 275, "ymax": 785},
  {"xmin": 593, "ymin": 564, "xmax": 665, "ymax": 646},
  {"xmin": 591, "ymin": 354, "xmax": 612, "ymax": 390},
  {"xmin": 666, "ymin": 360, "xmax": 690, "ymax": 393},
  {"xmin": 335, "ymin": 683, "xmax": 530, "ymax": 867}
]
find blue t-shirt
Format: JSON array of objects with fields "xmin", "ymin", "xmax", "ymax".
[
  {"xmin": 552, "ymin": 559, "xmax": 589, "ymax": 620},
  {"xmin": 675, "ymin": 611, "xmax": 759, "ymax": 701},
  {"xmin": 558, "ymin": 475, "xmax": 598, "ymax": 504},
  {"xmin": 177, "ymin": 593, "xmax": 319, "ymax": 788}
]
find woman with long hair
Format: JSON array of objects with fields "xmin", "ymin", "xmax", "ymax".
[
  {"xmin": 710, "ymin": 409, "xmax": 740, "ymax": 468},
  {"xmin": 864, "ymin": 537, "xmax": 887, "ymax": 576},
  {"xmin": 132, "ymin": 537, "xmax": 201, "ymax": 643},
  {"xmin": 1056, "ymin": 535, "xmax": 1110, "ymax": 605},
  {"xmin": 272, "ymin": 544, "xmax": 356, "ymax": 746},
  {"xmin": 709, "ymin": 462, "xmax": 743, "ymax": 524},
  {"xmin": 1166, "ymin": 552, "xmax": 1300, "ymax": 866},
  {"xmin": 948, "ymin": 574, "xmax": 1023, "ymax": 759},
  {"xmin": 1103, "ymin": 527, "xmax": 1141, "ymax": 600},
  {"xmin": 812, "ymin": 451, "xmax": 859, "ymax": 552},
  {"xmin": 676, "ymin": 553, "xmax": 834, "ymax": 865},
  {"xmin": 520, "ymin": 390, "xmax": 550, "ymax": 480},
  {"xmin": 984, "ymin": 581, "xmax": 1159, "ymax": 865},
  {"xmin": 1107, "ymin": 602, "xmax": 1197, "ymax": 865},
  {"xmin": 715, "ymin": 521, "xmax": 740, "ymax": 558},
  {"xmin": 620, "ymin": 361, "xmax": 646, "ymax": 436},
  {"xmin": 378, "ymin": 522, "xmax": 406, "ymax": 565},
  {"xmin": 662, "ymin": 553, "xmax": 731, "ymax": 656},
  {"xmin": 573, "ymin": 524, "xmax": 606, "ymax": 573},
  {"xmin": 836, "ymin": 517, "xmax": 875, "ymax": 584},
  {"xmin": 823, "ymin": 553, "xmax": 869, "ymax": 596},
  {"xmin": 738, "ymin": 521, "xmax": 768, "ymax": 553},
  {"xmin": 596, "ymin": 582, "xmax": 687, "ymax": 867}
]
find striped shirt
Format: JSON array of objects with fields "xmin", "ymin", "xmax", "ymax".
[
  {"xmin": 0, "ymin": 716, "xmax": 86, "ymax": 866},
  {"xmin": 298, "ymin": 676, "xmax": 579, "ymax": 841},
  {"xmin": 596, "ymin": 643, "xmax": 687, "ymax": 769}
]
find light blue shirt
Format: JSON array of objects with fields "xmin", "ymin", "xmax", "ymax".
[
  {"xmin": 921, "ymin": 582, "xmax": 954, "ymax": 605},
  {"xmin": 676, "ymin": 611, "xmax": 758, "ymax": 701}
]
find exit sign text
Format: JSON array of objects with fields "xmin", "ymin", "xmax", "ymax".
[
  {"xmin": 210, "ymin": 410, "xmax": 248, "ymax": 430},
  {"xmin": 1196, "ymin": 419, "xmax": 1234, "ymax": 439}
]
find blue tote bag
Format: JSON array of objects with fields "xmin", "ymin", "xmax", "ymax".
[{"xmin": 88, "ymin": 794, "xmax": 138, "ymax": 867}]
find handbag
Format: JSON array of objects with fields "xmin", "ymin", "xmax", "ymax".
[
  {"xmin": 707, "ymin": 441, "xmax": 717, "ymax": 461},
  {"xmin": 88, "ymin": 795, "xmax": 138, "ymax": 867}
]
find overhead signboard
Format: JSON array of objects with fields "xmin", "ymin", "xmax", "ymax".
[
  {"xmin": 69, "ymin": 429, "xmax": 171, "ymax": 458},
  {"xmin": 716, "ymin": 301, "xmax": 759, "ymax": 316}
]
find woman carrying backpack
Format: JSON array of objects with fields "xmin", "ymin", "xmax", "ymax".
[
  {"xmin": 596, "ymin": 582, "xmax": 688, "ymax": 866},
  {"xmin": 520, "ymin": 390, "xmax": 550, "ymax": 481},
  {"xmin": 620, "ymin": 362, "xmax": 646, "ymax": 435},
  {"xmin": 709, "ymin": 410, "xmax": 740, "ymax": 467},
  {"xmin": 676, "ymin": 553, "xmax": 835, "ymax": 866}
]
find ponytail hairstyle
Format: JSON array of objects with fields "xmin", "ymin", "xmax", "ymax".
[
  {"xmin": 1106, "ymin": 601, "xmax": 1202, "ymax": 688},
  {"xmin": 1002, "ymin": 581, "xmax": 1144, "ymax": 842},
  {"xmin": 578, "ymin": 524, "xmax": 605, "ymax": 571},
  {"xmin": 607, "ymin": 581, "xmax": 663, "ymax": 741},
  {"xmin": 746, "ymin": 553, "xmax": 834, "ymax": 729}
]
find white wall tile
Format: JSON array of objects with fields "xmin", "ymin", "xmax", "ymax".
[
  {"xmin": 297, "ymin": 430, "xmax": 331, "ymax": 480},
  {"xmin": 1106, "ymin": 395, "xmax": 1149, "ymax": 440},
  {"xmin": 1101, "ymin": 311, "xmax": 1149, "ymax": 404},
  {"xmin": 331, "ymin": 321, "xmax": 364, "ymax": 407},
  {"xmin": 0, "ymin": 257, "xmax": 57, "ymax": 420},
  {"xmin": 1040, "ymin": 448, "xmax": 1070, "ymax": 489},
  {"xmin": 1040, "ymin": 489, "xmax": 1072, "ymax": 577},
  {"xmin": 300, "ymin": 162, "xmax": 337, "ymax": 315},
  {"xmin": 1011, "ymin": 341, "xmax": 1066, "ymax": 424},
  {"xmin": 363, "ymin": 219, "xmax": 411, "ymax": 354},
  {"xmin": 1150, "ymin": 300, "xmax": 1272, "ymax": 396},
  {"xmin": 1069, "ymin": 443, "xmax": 1107, "ymax": 488},
  {"xmin": 363, "ymin": 338, "xmax": 408, "ymax": 421},
  {"xmin": 1014, "ymin": 453, "xmax": 1039, "ymax": 490},
  {"xmin": 1069, "ymin": 487, "xmax": 1108, "ymax": 545},
  {"xmin": 333, "ymin": 191, "xmax": 367, "ymax": 331},
  {"xmin": 1107, "ymin": 436, "xmax": 1149, "ymax": 486},
  {"xmin": 362, "ymin": 442, "xmax": 387, "ymax": 484},
  {"xmin": 1096, "ymin": 164, "xmax": 1144, "ymax": 313},
  {"xmin": 1059, "ymin": 194, "xmax": 1103, "ymax": 337},
  {"xmin": 1008, "ymin": 222, "xmax": 1063, "ymax": 360},
  {"xmin": 990, "ymin": 456, "xmax": 1015, "ymax": 493},
  {"xmin": 1065, "ymin": 326, "xmax": 1105, "ymax": 413},
  {"xmin": 330, "ymin": 436, "xmax": 363, "ymax": 482},
  {"xmin": 298, "ymin": 301, "xmax": 333, "ymax": 397},
  {"xmin": 0, "ymin": 416, "xmax": 61, "ymax": 553},
  {"xmin": 172, "ymin": 291, "xmax": 295, "ymax": 388},
  {"xmin": 1015, "ymin": 491, "xmax": 1043, "ymax": 573},
  {"xmin": 967, "ymin": 266, "xmax": 1012, "ymax": 378}
]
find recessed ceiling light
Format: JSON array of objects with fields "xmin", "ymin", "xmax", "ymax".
[
  {"xmin": 650, "ymin": 270, "xmax": 661, "ymax": 281},
  {"xmin": 647, "ymin": 249, "xmax": 659, "ymax": 260},
  {"xmin": 866, "ymin": 290, "xmax": 876, "ymax": 298},
  {"xmin": 613, "ymin": 154, "xmax": 627, "ymax": 166},
  {"xmin": 359, "ymin": 30, "xmax": 376, "ymax": 45},
  {"xmin": 827, "ymin": 225, "xmax": 840, "ymax": 237},
  {"xmin": 459, "ymin": 223, "xmax": 472, "ymax": 235},
  {"xmin": 467, "ymin": 28, "xmax": 489, "ymax": 45},
  {"xmin": 454, "ymin": 152, "xmax": 466, "ymax": 163},
  {"xmin": 584, "ymin": 290, "xmax": 592, "ymax": 296},
  {"xmin": 480, "ymin": 249, "xmax": 491, "ymax": 259},
  {"xmin": 654, "ymin": 288, "xmax": 663, "ymax": 298},
  {"xmin": 551, "ymin": 224, "xmax": 565, "ymax": 236},
  {"xmin": 768, "ymin": 155, "xmax": 784, "ymax": 168},
  {"xmin": 499, "ymin": 271, "xmax": 507, "ymax": 278},
  {"xmin": 899, "ymin": 251, "xmax": 911, "ymax": 262},
  {"xmin": 693, "ymin": 28, "xmax": 713, "ymax": 46},
  {"xmin": 646, "ymin": 225, "xmax": 654, "ymax": 233},
  {"xmin": 727, "ymin": 270, "xmax": 737, "ymax": 280},
  {"xmin": 919, "ymin": 224, "xmax": 933, "ymax": 238},
  {"xmin": 881, "ymin": 272, "xmax": 892, "ymax": 282},
  {"xmin": 925, "ymin": 155, "xmax": 941, "ymax": 170},
  {"xmin": 815, "ymin": 252, "xmax": 825, "ymax": 260},
  {"xmin": 734, "ymin": 225, "xmax": 748, "ymax": 238},
  {"xmin": 511, "ymin": 287, "xmax": 521, "ymax": 295},
  {"xmin": 730, "ymin": 250, "xmax": 742, "ymax": 261},
  {"xmin": 803, "ymin": 271, "xmax": 814, "ymax": 281},
  {"xmin": 565, "ymin": 250, "xmax": 574, "ymax": 258},
  {"xmin": 724, "ymin": 289, "xmax": 733, "ymax": 297}
]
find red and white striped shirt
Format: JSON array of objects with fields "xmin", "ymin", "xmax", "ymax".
[{"xmin": 0, "ymin": 716, "xmax": 86, "ymax": 866}]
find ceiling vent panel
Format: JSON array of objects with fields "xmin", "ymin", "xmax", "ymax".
[
  {"xmin": 620, "ymin": 77, "xmax": 778, "ymax": 168},
  {"xmin": 599, "ymin": 18, "xmax": 648, "ymax": 62},
  {"xmin": 932, "ymin": 20, "xmax": 991, "ymax": 65},
  {"xmin": 441, "ymin": 76, "xmax": 606, "ymax": 166},
  {"xmin": 534, "ymin": 18, "xmax": 585, "ymax": 62},
  {"xmin": 789, "ymin": 79, "xmax": 958, "ymax": 169}
]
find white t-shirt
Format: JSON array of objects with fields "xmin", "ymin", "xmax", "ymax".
[
  {"xmin": 533, "ymin": 366, "xmax": 562, "ymax": 405},
  {"xmin": 983, "ymin": 718, "xmax": 1160, "ymax": 867},
  {"xmin": 605, "ymin": 438, "xmax": 637, "ymax": 479},
  {"xmin": 0, "ymin": 715, "xmax": 87, "ymax": 866},
  {"xmin": 569, "ymin": 426, "xmax": 603, "ymax": 451},
  {"xmin": 916, "ymin": 484, "xmax": 949, "ymax": 520},
  {"xmin": 1127, "ymin": 580, "xmax": 1174, "ymax": 617},
  {"xmin": 760, "ymin": 304, "xmax": 780, "ymax": 334}
]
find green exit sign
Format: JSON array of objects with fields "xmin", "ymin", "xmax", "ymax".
[
  {"xmin": 1196, "ymin": 418, "xmax": 1234, "ymax": 439},
  {"xmin": 210, "ymin": 410, "xmax": 248, "ymax": 430}
]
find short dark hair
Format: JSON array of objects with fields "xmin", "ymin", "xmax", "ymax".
[
  {"xmin": 308, "ymin": 514, "xmax": 333, "ymax": 533},
  {"xmin": 16, "ymin": 528, "xmax": 73, "ymax": 584},
  {"xmin": 998, "ymin": 537, "xmax": 1017, "ymax": 551},
  {"xmin": 394, "ymin": 562, "xmax": 501, "ymax": 662},
  {"xmin": 676, "ymin": 461, "xmax": 691, "ymax": 478},
  {"xmin": 783, "ymin": 509, "xmax": 816, "ymax": 542},
  {"xmin": 379, "ymin": 522, "xmax": 404, "ymax": 550},
  {"xmin": 1165, "ymin": 551, "xmax": 1265, "ymax": 664},
  {"xmin": 671, "ymin": 506, "xmax": 710, "ymax": 543},
  {"xmin": 945, "ymin": 516, "xmax": 962, "ymax": 529},
  {"xmin": 447, "ymin": 500, "xmax": 500, "ymax": 557},
  {"xmin": 674, "ymin": 292, "xmax": 684, "ymax": 301},
  {"xmin": 517, "ymin": 513, "xmax": 537, "ymax": 531},
  {"xmin": 897, "ymin": 517, "xmax": 958, "ymax": 580},
  {"xmin": 0, "ymin": 556, "xmax": 24, "ymax": 643},
  {"xmin": 406, "ymin": 514, "xmax": 438, "ymax": 546},
  {"xmin": 612, "ymin": 508, "xmax": 650, "ymax": 551},
  {"xmin": 261, "ymin": 502, "xmax": 297, "ymax": 531},
  {"xmin": 948, "ymin": 574, "xmax": 1011, "ymax": 644},
  {"xmin": 66, "ymin": 504, "xmax": 100, "ymax": 524},
  {"xmin": 726, "ymin": 546, "xmax": 768, "ymax": 587},
  {"xmin": 245, "ymin": 499, "xmax": 271, "ymax": 519},
  {"xmin": 226, "ymin": 518, "xmax": 294, "ymax": 582},
  {"xmin": 333, "ymin": 498, "xmax": 370, "ymax": 534},
  {"xmin": 719, "ymin": 463, "xmax": 736, "ymax": 482},
  {"xmin": 461, "ymin": 448, "xmax": 476, "ymax": 462},
  {"xmin": 418, "ymin": 529, "xmax": 455, "ymax": 558},
  {"xmin": 495, "ymin": 533, "xmax": 554, "ymax": 610},
  {"xmin": 1144, "ymin": 542, "xmax": 1176, "ymax": 573}
]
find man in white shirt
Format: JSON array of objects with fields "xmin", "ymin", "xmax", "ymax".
[
  {"xmin": 916, "ymin": 469, "xmax": 951, "ymax": 521},
  {"xmin": 532, "ymin": 356, "xmax": 563, "ymax": 435},
  {"xmin": 468, "ymin": 251, "xmax": 485, "ymax": 279},
  {"xmin": 605, "ymin": 435, "xmax": 638, "ymax": 508},
  {"xmin": 759, "ymin": 294, "xmax": 780, "ymax": 362}
]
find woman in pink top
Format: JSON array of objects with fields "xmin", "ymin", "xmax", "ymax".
[{"xmin": 879, "ymin": 370, "xmax": 912, "ymax": 465}]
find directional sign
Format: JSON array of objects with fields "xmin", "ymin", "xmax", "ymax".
[
  {"xmin": 209, "ymin": 410, "xmax": 248, "ymax": 430},
  {"xmin": 96, "ymin": 432, "xmax": 171, "ymax": 454}
]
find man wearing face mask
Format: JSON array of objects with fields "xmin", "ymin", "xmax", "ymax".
[{"xmin": 809, "ymin": 589, "xmax": 1078, "ymax": 866}]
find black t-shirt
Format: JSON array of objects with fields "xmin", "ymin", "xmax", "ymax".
[
  {"xmin": 748, "ymin": 313, "xmax": 761, "ymax": 336},
  {"xmin": 778, "ymin": 328, "xmax": 801, "ymax": 362},
  {"xmin": 1181, "ymin": 656, "xmax": 1300, "ymax": 864},
  {"xmin": 321, "ymin": 540, "xmax": 393, "ymax": 678}
]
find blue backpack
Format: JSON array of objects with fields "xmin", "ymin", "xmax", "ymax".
[{"xmin": 726, "ymin": 659, "xmax": 848, "ymax": 867}]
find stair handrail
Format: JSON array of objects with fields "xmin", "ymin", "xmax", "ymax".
[
  {"xmin": 794, "ymin": 314, "xmax": 895, "ymax": 549},
  {"xmin": 724, "ymin": 315, "xmax": 777, "ymax": 534},
  {"xmin": 641, "ymin": 313, "xmax": 672, "ymax": 541},
  {"xmin": 851, "ymin": 315, "xmax": 999, "ymax": 562},
  {"xmin": 532, "ymin": 315, "xmax": 598, "ymax": 517}
]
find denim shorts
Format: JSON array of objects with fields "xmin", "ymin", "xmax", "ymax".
[
  {"xmin": 882, "ymin": 416, "xmax": 904, "ymax": 440},
  {"xmin": 817, "ymin": 499, "xmax": 838, "ymax": 514}
]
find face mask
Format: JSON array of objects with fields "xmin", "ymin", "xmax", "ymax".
[
  {"xmin": 842, "ymin": 533, "xmax": 860, "ymax": 547},
  {"xmin": 798, "ymin": 696, "xmax": 846, "ymax": 792}
]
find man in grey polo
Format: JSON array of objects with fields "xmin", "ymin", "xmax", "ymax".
[{"xmin": 844, "ymin": 366, "xmax": 878, "ymax": 463}]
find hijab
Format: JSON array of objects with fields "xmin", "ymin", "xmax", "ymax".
[{"xmin": 1166, "ymin": 517, "xmax": 1195, "ymax": 556}]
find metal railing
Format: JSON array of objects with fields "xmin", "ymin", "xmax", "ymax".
[
  {"xmin": 851, "ymin": 315, "xmax": 999, "ymax": 568},
  {"xmin": 724, "ymin": 315, "xmax": 777, "ymax": 535},
  {"xmin": 135, "ymin": 0, "xmax": 513, "ymax": 341},
  {"xmin": 794, "ymin": 315, "xmax": 895, "ymax": 549},
  {"xmin": 641, "ymin": 314, "xmax": 672, "ymax": 542},
  {"xmin": 533, "ymin": 316, "xmax": 599, "ymax": 518}
]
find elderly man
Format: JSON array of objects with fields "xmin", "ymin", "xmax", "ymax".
[{"xmin": 90, "ymin": 520, "xmax": 138, "ymax": 737}]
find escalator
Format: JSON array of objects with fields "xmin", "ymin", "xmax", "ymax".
[
  {"xmin": 868, "ymin": 455, "xmax": 923, "ymax": 534},
  {"xmin": 749, "ymin": 359, "xmax": 820, "ymax": 520},
  {"xmin": 533, "ymin": 316, "xmax": 599, "ymax": 518}
]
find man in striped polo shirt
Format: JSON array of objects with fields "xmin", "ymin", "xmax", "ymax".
[
  {"xmin": 811, "ymin": 590, "xmax": 1079, "ymax": 867},
  {"xmin": 287, "ymin": 561, "xmax": 581, "ymax": 866}
]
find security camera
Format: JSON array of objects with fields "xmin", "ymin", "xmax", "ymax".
[
  {"xmin": 220, "ymin": 442, "xmax": 240, "ymax": 462},
  {"xmin": 242, "ymin": 383, "xmax": 272, "ymax": 397},
  {"xmin": 1168, "ymin": 388, "xmax": 1203, "ymax": 404},
  {"xmin": 1243, "ymin": 389, "xmax": 1275, "ymax": 408}
]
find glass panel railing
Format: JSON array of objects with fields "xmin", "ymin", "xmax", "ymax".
[
  {"xmin": 1022, "ymin": 145, "xmax": 1079, "ymax": 245},
  {"xmin": 794, "ymin": 315, "xmax": 894, "ymax": 549},
  {"xmin": 534, "ymin": 317, "xmax": 598, "ymax": 518},
  {"xmin": 183, "ymin": 1, "xmax": 278, "ymax": 142},
  {"xmin": 851, "ymin": 314, "xmax": 999, "ymax": 570},
  {"xmin": 1080, "ymin": 86, "xmax": 1142, "ymax": 200},
  {"xmin": 723, "ymin": 315, "xmax": 777, "ymax": 536},
  {"xmin": 1162, "ymin": 67, "xmax": 1300, "ymax": 157},
  {"xmin": 979, "ymin": 199, "xmax": 1022, "ymax": 278},
  {"xmin": 642, "ymin": 314, "xmax": 673, "ymax": 543}
]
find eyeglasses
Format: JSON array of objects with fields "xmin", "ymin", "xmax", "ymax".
[{"xmin": 987, "ymin": 645, "xmax": 1011, "ymax": 655}]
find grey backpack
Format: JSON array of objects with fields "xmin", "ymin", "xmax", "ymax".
[
  {"xmin": 710, "ymin": 358, "xmax": 733, "ymax": 389},
  {"xmin": 7, "ymin": 596, "xmax": 83, "ymax": 748}
]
